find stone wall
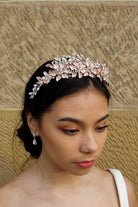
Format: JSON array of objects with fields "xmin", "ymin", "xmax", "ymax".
[{"xmin": 0, "ymin": 1, "xmax": 138, "ymax": 197}]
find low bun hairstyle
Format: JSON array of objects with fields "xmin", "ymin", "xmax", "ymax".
[{"xmin": 17, "ymin": 60, "xmax": 110, "ymax": 159}]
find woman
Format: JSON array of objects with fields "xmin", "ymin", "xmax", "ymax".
[{"xmin": 0, "ymin": 53, "xmax": 137, "ymax": 206}]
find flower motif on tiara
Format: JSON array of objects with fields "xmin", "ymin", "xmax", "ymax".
[{"xmin": 29, "ymin": 53, "xmax": 109, "ymax": 99}]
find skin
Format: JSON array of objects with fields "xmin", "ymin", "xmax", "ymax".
[{"xmin": 0, "ymin": 87, "xmax": 137, "ymax": 207}]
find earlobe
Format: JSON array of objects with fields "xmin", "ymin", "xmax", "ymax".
[{"xmin": 26, "ymin": 112, "xmax": 39, "ymax": 136}]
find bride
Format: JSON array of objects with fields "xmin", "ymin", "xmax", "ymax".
[{"xmin": 0, "ymin": 53, "xmax": 137, "ymax": 206}]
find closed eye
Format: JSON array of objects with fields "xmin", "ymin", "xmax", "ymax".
[
  {"xmin": 61, "ymin": 129, "xmax": 79, "ymax": 135},
  {"xmin": 95, "ymin": 125, "xmax": 108, "ymax": 132}
]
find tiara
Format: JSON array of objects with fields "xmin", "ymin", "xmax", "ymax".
[{"xmin": 29, "ymin": 53, "xmax": 109, "ymax": 99}]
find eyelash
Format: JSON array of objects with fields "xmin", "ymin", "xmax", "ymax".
[
  {"xmin": 62, "ymin": 129, "xmax": 79, "ymax": 135},
  {"xmin": 96, "ymin": 125, "xmax": 108, "ymax": 132},
  {"xmin": 61, "ymin": 125, "xmax": 108, "ymax": 135}
]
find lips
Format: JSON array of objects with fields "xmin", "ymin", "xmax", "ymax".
[{"xmin": 75, "ymin": 160, "xmax": 95, "ymax": 169}]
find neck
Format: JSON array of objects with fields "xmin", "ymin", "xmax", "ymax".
[{"xmin": 29, "ymin": 152, "xmax": 88, "ymax": 192}]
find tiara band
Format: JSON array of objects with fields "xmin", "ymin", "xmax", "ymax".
[{"xmin": 29, "ymin": 53, "xmax": 109, "ymax": 99}]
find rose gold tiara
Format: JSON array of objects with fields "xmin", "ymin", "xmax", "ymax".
[{"xmin": 29, "ymin": 53, "xmax": 109, "ymax": 99}]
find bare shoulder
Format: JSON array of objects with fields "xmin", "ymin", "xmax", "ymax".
[
  {"xmin": 0, "ymin": 176, "xmax": 23, "ymax": 207},
  {"xmin": 91, "ymin": 167, "xmax": 138, "ymax": 207},
  {"xmin": 0, "ymin": 178, "xmax": 23, "ymax": 206},
  {"xmin": 123, "ymin": 176, "xmax": 138, "ymax": 207},
  {"xmin": 0, "ymin": 167, "xmax": 40, "ymax": 206},
  {"xmin": 0, "ymin": 182, "xmax": 13, "ymax": 199},
  {"xmin": 92, "ymin": 167, "xmax": 117, "ymax": 184},
  {"xmin": 90, "ymin": 167, "xmax": 120, "ymax": 196}
]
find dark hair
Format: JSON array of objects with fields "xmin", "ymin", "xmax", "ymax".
[{"xmin": 17, "ymin": 60, "xmax": 110, "ymax": 159}]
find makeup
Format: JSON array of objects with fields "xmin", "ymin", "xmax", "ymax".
[{"xmin": 75, "ymin": 160, "xmax": 95, "ymax": 169}]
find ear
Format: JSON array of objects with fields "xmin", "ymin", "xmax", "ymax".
[{"xmin": 26, "ymin": 112, "xmax": 40, "ymax": 136}]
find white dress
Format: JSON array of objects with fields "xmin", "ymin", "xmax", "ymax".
[
  {"xmin": 0, "ymin": 169, "xmax": 129, "ymax": 207},
  {"xmin": 108, "ymin": 169, "xmax": 129, "ymax": 207}
]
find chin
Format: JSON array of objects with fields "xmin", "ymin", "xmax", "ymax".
[{"xmin": 70, "ymin": 168, "xmax": 92, "ymax": 176}]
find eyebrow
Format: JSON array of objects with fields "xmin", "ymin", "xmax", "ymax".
[
  {"xmin": 57, "ymin": 114, "xmax": 109, "ymax": 125},
  {"xmin": 95, "ymin": 114, "xmax": 109, "ymax": 123}
]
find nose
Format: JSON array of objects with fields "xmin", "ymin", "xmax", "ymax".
[{"xmin": 79, "ymin": 132, "xmax": 98, "ymax": 154}]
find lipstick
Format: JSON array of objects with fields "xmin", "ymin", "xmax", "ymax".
[{"xmin": 75, "ymin": 160, "xmax": 95, "ymax": 169}]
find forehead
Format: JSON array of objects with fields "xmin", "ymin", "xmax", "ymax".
[{"xmin": 44, "ymin": 88, "xmax": 108, "ymax": 121}]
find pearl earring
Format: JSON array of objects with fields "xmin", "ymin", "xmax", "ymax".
[{"xmin": 33, "ymin": 132, "xmax": 37, "ymax": 145}]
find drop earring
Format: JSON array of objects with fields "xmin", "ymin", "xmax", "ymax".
[{"xmin": 33, "ymin": 132, "xmax": 37, "ymax": 145}]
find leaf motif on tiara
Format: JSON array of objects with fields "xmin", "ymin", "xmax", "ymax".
[
  {"xmin": 70, "ymin": 65, "xmax": 75, "ymax": 71},
  {"xmin": 78, "ymin": 72, "xmax": 83, "ymax": 78},
  {"xmin": 84, "ymin": 72, "xmax": 89, "ymax": 76},
  {"xmin": 80, "ymin": 67, "xmax": 86, "ymax": 73},
  {"xmin": 56, "ymin": 75, "xmax": 62, "ymax": 81},
  {"xmin": 72, "ymin": 71, "xmax": 77, "ymax": 78},
  {"xmin": 36, "ymin": 77, "xmax": 42, "ymax": 81},
  {"xmin": 59, "ymin": 63, "xmax": 65, "ymax": 70},
  {"xmin": 53, "ymin": 64, "xmax": 59, "ymax": 70},
  {"xmin": 62, "ymin": 73, "xmax": 68, "ymax": 79},
  {"xmin": 29, "ymin": 53, "xmax": 109, "ymax": 98},
  {"xmin": 49, "ymin": 70, "xmax": 57, "ymax": 77}
]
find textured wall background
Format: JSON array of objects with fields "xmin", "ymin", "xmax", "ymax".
[{"xmin": 0, "ymin": 0, "xmax": 138, "ymax": 197}]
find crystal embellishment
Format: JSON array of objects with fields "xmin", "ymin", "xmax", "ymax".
[
  {"xmin": 33, "ymin": 138, "xmax": 37, "ymax": 145},
  {"xmin": 29, "ymin": 53, "xmax": 109, "ymax": 99}
]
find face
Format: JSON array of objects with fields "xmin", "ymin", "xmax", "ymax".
[{"xmin": 37, "ymin": 88, "xmax": 109, "ymax": 176}]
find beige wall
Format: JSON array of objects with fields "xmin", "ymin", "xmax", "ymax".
[
  {"xmin": 0, "ymin": 0, "xmax": 136, "ymax": 2},
  {"xmin": 0, "ymin": 1, "xmax": 138, "ymax": 196}
]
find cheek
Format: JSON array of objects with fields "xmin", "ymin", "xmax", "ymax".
[{"xmin": 40, "ymin": 128, "xmax": 76, "ymax": 157}]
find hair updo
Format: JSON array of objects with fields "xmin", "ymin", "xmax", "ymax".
[{"xmin": 17, "ymin": 60, "xmax": 110, "ymax": 159}]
